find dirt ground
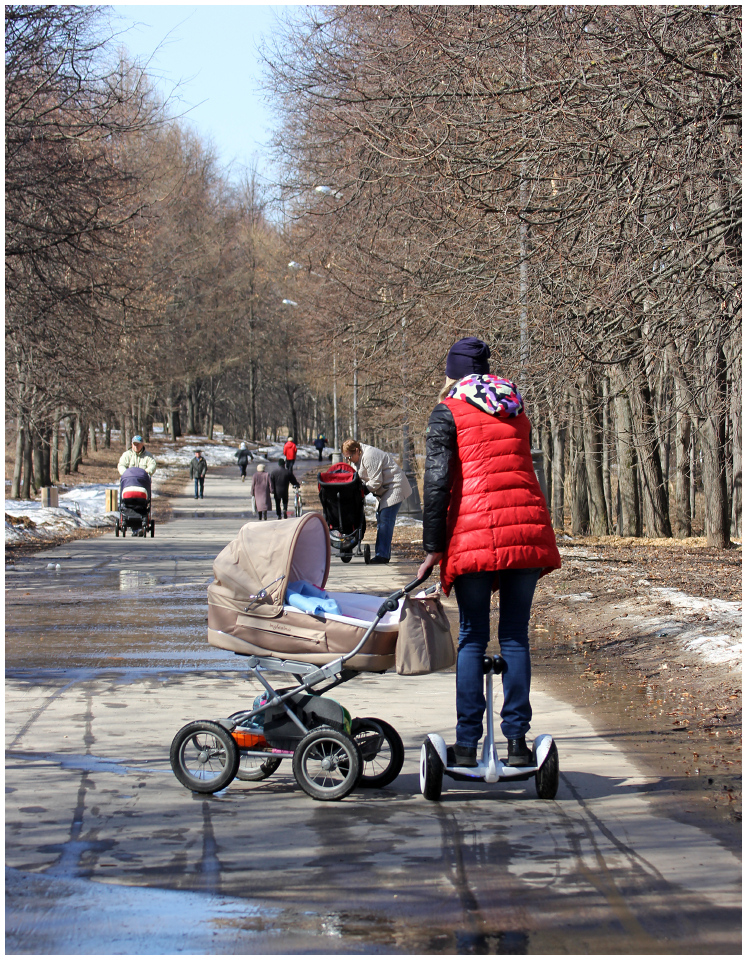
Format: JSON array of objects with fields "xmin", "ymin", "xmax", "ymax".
[{"xmin": 7, "ymin": 452, "xmax": 742, "ymax": 835}]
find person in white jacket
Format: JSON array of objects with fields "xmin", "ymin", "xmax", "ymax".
[
  {"xmin": 341, "ymin": 438, "xmax": 412, "ymax": 564},
  {"xmin": 117, "ymin": 436, "xmax": 157, "ymax": 476}
]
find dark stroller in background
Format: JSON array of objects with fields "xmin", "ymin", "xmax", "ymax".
[
  {"xmin": 116, "ymin": 467, "xmax": 154, "ymax": 537},
  {"xmin": 318, "ymin": 462, "xmax": 370, "ymax": 564}
]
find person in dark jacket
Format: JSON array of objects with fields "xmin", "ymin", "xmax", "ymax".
[
  {"xmin": 234, "ymin": 442, "xmax": 253, "ymax": 481},
  {"xmin": 313, "ymin": 435, "xmax": 328, "ymax": 461},
  {"xmin": 270, "ymin": 458, "xmax": 300, "ymax": 519},
  {"xmin": 417, "ymin": 337, "xmax": 561, "ymax": 769},
  {"xmin": 189, "ymin": 450, "xmax": 208, "ymax": 499}
]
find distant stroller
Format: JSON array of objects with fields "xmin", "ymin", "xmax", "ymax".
[
  {"xmin": 318, "ymin": 462, "xmax": 370, "ymax": 564},
  {"xmin": 116, "ymin": 467, "xmax": 154, "ymax": 537}
]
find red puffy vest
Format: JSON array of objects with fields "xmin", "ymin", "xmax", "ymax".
[{"xmin": 439, "ymin": 397, "xmax": 561, "ymax": 594}]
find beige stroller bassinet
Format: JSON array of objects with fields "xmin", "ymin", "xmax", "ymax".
[{"xmin": 207, "ymin": 512, "xmax": 400, "ymax": 671}]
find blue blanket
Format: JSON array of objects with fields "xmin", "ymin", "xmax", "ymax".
[{"xmin": 286, "ymin": 580, "xmax": 342, "ymax": 617}]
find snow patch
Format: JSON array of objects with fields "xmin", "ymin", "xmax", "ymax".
[{"xmin": 683, "ymin": 634, "xmax": 742, "ymax": 666}]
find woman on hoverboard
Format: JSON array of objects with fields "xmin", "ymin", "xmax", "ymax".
[{"xmin": 417, "ymin": 337, "xmax": 561, "ymax": 769}]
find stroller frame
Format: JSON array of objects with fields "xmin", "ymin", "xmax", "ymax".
[{"xmin": 170, "ymin": 573, "xmax": 431, "ymax": 801}]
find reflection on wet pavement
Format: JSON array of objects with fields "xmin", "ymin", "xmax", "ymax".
[{"xmin": 6, "ymin": 556, "xmax": 236, "ymax": 670}]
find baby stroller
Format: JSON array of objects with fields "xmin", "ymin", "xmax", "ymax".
[
  {"xmin": 170, "ymin": 512, "xmax": 436, "ymax": 800},
  {"xmin": 116, "ymin": 467, "xmax": 154, "ymax": 537},
  {"xmin": 317, "ymin": 462, "xmax": 370, "ymax": 564}
]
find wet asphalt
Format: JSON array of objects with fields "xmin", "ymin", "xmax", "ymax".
[{"xmin": 5, "ymin": 466, "xmax": 742, "ymax": 954}]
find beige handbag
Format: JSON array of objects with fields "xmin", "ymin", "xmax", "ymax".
[{"xmin": 395, "ymin": 594, "xmax": 455, "ymax": 676}]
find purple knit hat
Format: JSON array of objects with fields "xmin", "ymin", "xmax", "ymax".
[{"xmin": 445, "ymin": 337, "xmax": 491, "ymax": 379}]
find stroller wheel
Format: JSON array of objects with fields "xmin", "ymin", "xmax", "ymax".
[
  {"xmin": 115, "ymin": 522, "xmax": 120, "ymax": 537},
  {"xmin": 340, "ymin": 553, "xmax": 353, "ymax": 564},
  {"xmin": 352, "ymin": 717, "xmax": 404, "ymax": 788},
  {"xmin": 150, "ymin": 520, "xmax": 155, "ymax": 537},
  {"xmin": 235, "ymin": 755, "xmax": 282, "ymax": 782},
  {"xmin": 170, "ymin": 721, "xmax": 240, "ymax": 794},
  {"xmin": 292, "ymin": 727, "xmax": 361, "ymax": 801},
  {"xmin": 363, "ymin": 544, "xmax": 371, "ymax": 564}
]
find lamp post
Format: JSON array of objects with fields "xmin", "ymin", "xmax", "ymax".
[{"xmin": 400, "ymin": 313, "xmax": 423, "ymax": 519}]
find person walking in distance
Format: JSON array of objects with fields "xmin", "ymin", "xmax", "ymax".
[
  {"xmin": 341, "ymin": 438, "xmax": 411, "ymax": 564},
  {"xmin": 251, "ymin": 463, "xmax": 272, "ymax": 520},
  {"xmin": 189, "ymin": 450, "xmax": 208, "ymax": 499},
  {"xmin": 283, "ymin": 436, "xmax": 297, "ymax": 476},
  {"xmin": 313, "ymin": 434, "xmax": 328, "ymax": 462},
  {"xmin": 235, "ymin": 442, "xmax": 253, "ymax": 481},
  {"xmin": 270, "ymin": 458, "xmax": 300, "ymax": 519},
  {"xmin": 417, "ymin": 337, "xmax": 561, "ymax": 768}
]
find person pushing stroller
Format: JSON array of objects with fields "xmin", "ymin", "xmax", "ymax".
[{"xmin": 270, "ymin": 458, "xmax": 299, "ymax": 519}]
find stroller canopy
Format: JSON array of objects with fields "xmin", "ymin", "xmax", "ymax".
[
  {"xmin": 213, "ymin": 513, "xmax": 331, "ymax": 612},
  {"xmin": 120, "ymin": 467, "xmax": 152, "ymax": 493}
]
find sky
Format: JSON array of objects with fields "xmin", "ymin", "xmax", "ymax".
[{"xmin": 111, "ymin": 5, "xmax": 290, "ymax": 183}]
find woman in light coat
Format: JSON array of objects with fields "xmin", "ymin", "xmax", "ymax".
[
  {"xmin": 341, "ymin": 439, "xmax": 412, "ymax": 564},
  {"xmin": 250, "ymin": 463, "xmax": 272, "ymax": 521}
]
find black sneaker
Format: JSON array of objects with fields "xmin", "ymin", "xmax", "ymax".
[
  {"xmin": 369, "ymin": 556, "xmax": 390, "ymax": 564},
  {"xmin": 446, "ymin": 744, "xmax": 478, "ymax": 767},
  {"xmin": 506, "ymin": 737, "xmax": 534, "ymax": 767}
]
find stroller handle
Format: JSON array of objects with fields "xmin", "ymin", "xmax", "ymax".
[{"xmin": 375, "ymin": 568, "xmax": 432, "ymax": 619}]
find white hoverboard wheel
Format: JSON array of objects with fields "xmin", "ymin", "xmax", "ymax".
[
  {"xmin": 420, "ymin": 739, "xmax": 443, "ymax": 801},
  {"xmin": 535, "ymin": 740, "xmax": 559, "ymax": 799}
]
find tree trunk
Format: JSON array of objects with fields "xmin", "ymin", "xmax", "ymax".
[
  {"xmin": 602, "ymin": 375, "xmax": 613, "ymax": 529},
  {"xmin": 627, "ymin": 363, "xmax": 672, "ymax": 537},
  {"xmin": 672, "ymin": 379, "xmax": 692, "ymax": 538},
  {"xmin": 540, "ymin": 411, "xmax": 553, "ymax": 515},
  {"xmin": 548, "ymin": 391, "xmax": 566, "ymax": 530},
  {"xmin": 120, "ymin": 409, "xmax": 130, "ymax": 450},
  {"xmin": 40, "ymin": 428, "xmax": 51, "ymax": 488},
  {"xmin": 21, "ymin": 428, "xmax": 33, "ymax": 499},
  {"xmin": 104, "ymin": 416, "xmax": 111, "ymax": 448},
  {"xmin": 51, "ymin": 414, "xmax": 59, "ymax": 483},
  {"xmin": 71, "ymin": 414, "xmax": 85, "ymax": 473},
  {"xmin": 89, "ymin": 421, "xmax": 97, "ymax": 453},
  {"xmin": 569, "ymin": 388, "xmax": 589, "ymax": 536},
  {"xmin": 580, "ymin": 371, "xmax": 610, "ymax": 535},
  {"xmin": 611, "ymin": 371, "xmax": 642, "ymax": 537},
  {"xmin": 729, "ymin": 351, "xmax": 741, "ymax": 539},
  {"xmin": 186, "ymin": 381, "xmax": 196, "ymax": 434},
  {"xmin": 249, "ymin": 362, "xmax": 257, "ymax": 441},
  {"xmin": 701, "ymin": 340, "xmax": 730, "ymax": 547},
  {"xmin": 11, "ymin": 424, "xmax": 24, "ymax": 499},
  {"xmin": 62, "ymin": 418, "xmax": 73, "ymax": 475}
]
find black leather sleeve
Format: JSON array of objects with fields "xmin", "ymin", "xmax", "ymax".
[{"xmin": 423, "ymin": 403, "xmax": 457, "ymax": 553}]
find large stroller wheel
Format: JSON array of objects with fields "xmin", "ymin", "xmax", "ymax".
[
  {"xmin": 235, "ymin": 754, "xmax": 282, "ymax": 782},
  {"xmin": 115, "ymin": 522, "xmax": 120, "ymax": 537},
  {"xmin": 292, "ymin": 727, "xmax": 361, "ymax": 801},
  {"xmin": 340, "ymin": 552, "xmax": 353, "ymax": 564},
  {"xmin": 170, "ymin": 721, "xmax": 240, "ymax": 794},
  {"xmin": 535, "ymin": 740, "xmax": 559, "ymax": 800},
  {"xmin": 420, "ymin": 739, "xmax": 444, "ymax": 802},
  {"xmin": 352, "ymin": 717, "xmax": 404, "ymax": 788},
  {"xmin": 363, "ymin": 544, "xmax": 371, "ymax": 564},
  {"xmin": 150, "ymin": 519, "xmax": 155, "ymax": 537}
]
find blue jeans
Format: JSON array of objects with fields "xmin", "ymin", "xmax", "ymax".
[
  {"xmin": 194, "ymin": 477, "xmax": 204, "ymax": 498},
  {"xmin": 452, "ymin": 568, "xmax": 540, "ymax": 746},
  {"xmin": 375, "ymin": 501, "xmax": 401, "ymax": 559}
]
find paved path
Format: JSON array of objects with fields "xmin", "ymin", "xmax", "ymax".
[{"xmin": 5, "ymin": 471, "xmax": 741, "ymax": 954}]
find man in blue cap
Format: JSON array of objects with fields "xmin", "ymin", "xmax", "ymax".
[{"xmin": 117, "ymin": 435, "xmax": 157, "ymax": 476}]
